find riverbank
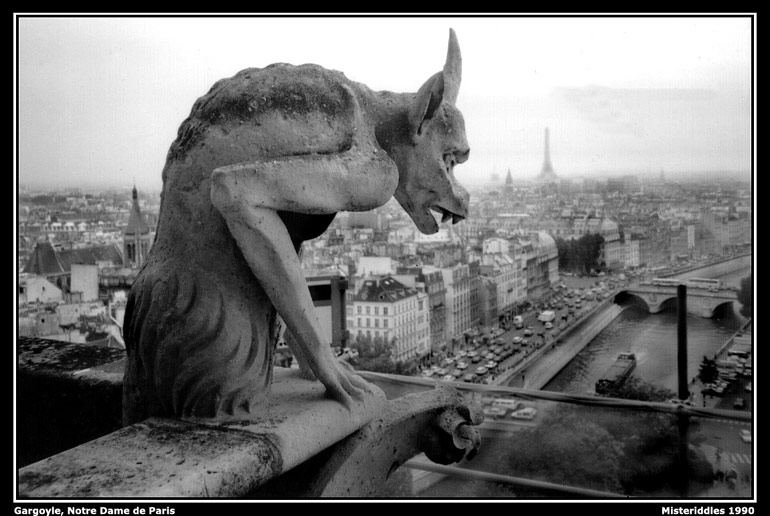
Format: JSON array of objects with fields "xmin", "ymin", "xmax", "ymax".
[
  {"xmin": 494, "ymin": 293, "xmax": 627, "ymax": 390},
  {"xmin": 660, "ymin": 253, "xmax": 751, "ymax": 282},
  {"xmin": 687, "ymin": 318, "xmax": 753, "ymax": 409}
]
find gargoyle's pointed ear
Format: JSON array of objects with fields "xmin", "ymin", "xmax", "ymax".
[
  {"xmin": 407, "ymin": 71, "xmax": 444, "ymax": 141},
  {"xmin": 407, "ymin": 29, "xmax": 462, "ymax": 141},
  {"xmin": 443, "ymin": 28, "xmax": 462, "ymax": 105}
]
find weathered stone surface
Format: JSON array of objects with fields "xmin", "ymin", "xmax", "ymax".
[
  {"xmin": 251, "ymin": 384, "xmax": 483, "ymax": 498},
  {"xmin": 18, "ymin": 336, "xmax": 125, "ymax": 374},
  {"xmin": 123, "ymin": 29, "xmax": 471, "ymax": 424},
  {"xmin": 17, "ymin": 337, "xmax": 126, "ymax": 467},
  {"xmin": 19, "ymin": 368, "xmax": 387, "ymax": 498}
]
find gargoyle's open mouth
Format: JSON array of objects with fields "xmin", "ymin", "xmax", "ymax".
[{"xmin": 431, "ymin": 205, "xmax": 465, "ymax": 225}]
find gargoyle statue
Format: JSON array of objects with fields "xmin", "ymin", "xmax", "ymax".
[{"xmin": 123, "ymin": 29, "xmax": 470, "ymax": 424}]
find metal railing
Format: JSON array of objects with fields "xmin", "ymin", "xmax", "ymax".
[{"xmin": 360, "ymin": 370, "xmax": 753, "ymax": 499}]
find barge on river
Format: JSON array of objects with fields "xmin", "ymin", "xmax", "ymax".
[{"xmin": 595, "ymin": 352, "xmax": 637, "ymax": 395}]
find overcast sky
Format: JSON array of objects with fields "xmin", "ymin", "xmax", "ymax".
[{"xmin": 16, "ymin": 15, "xmax": 754, "ymax": 190}]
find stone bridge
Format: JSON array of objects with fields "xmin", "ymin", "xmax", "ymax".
[{"xmin": 620, "ymin": 284, "xmax": 738, "ymax": 318}]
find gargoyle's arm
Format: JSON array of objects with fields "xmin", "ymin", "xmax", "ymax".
[{"xmin": 210, "ymin": 91, "xmax": 398, "ymax": 408}]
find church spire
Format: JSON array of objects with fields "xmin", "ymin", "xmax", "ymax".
[
  {"xmin": 125, "ymin": 186, "xmax": 149, "ymax": 236},
  {"xmin": 123, "ymin": 185, "xmax": 152, "ymax": 268}
]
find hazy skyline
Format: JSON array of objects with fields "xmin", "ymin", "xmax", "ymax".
[{"xmin": 16, "ymin": 15, "xmax": 754, "ymax": 190}]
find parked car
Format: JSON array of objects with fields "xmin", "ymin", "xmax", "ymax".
[
  {"xmin": 475, "ymin": 366, "xmax": 488, "ymax": 375},
  {"xmin": 463, "ymin": 373, "xmax": 478, "ymax": 383},
  {"xmin": 509, "ymin": 407, "xmax": 538, "ymax": 420},
  {"xmin": 483, "ymin": 406, "xmax": 507, "ymax": 419},
  {"xmin": 485, "ymin": 361, "xmax": 497, "ymax": 369},
  {"xmin": 740, "ymin": 429, "xmax": 752, "ymax": 443},
  {"xmin": 733, "ymin": 398, "xmax": 746, "ymax": 409},
  {"xmin": 544, "ymin": 322, "xmax": 553, "ymax": 330},
  {"xmin": 524, "ymin": 326, "xmax": 534, "ymax": 336},
  {"xmin": 440, "ymin": 374, "xmax": 455, "ymax": 381}
]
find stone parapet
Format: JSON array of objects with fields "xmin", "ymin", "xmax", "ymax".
[{"xmin": 17, "ymin": 337, "xmax": 483, "ymax": 498}]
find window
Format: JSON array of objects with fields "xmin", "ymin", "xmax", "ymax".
[
  {"xmin": 347, "ymin": 306, "xmax": 352, "ymax": 315},
  {"xmin": 375, "ymin": 319, "xmax": 379, "ymax": 328},
  {"xmin": 384, "ymin": 319, "xmax": 388, "ymax": 328},
  {"xmin": 357, "ymin": 306, "xmax": 362, "ymax": 315},
  {"xmin": 374, "ymin": 307, "xmax": 379, "ymax": 315},
  {"xmin": 375, "ymin": 331, "xmax": 379, "ymax": 338},
  {"xmin": 366, "ymin": 318, "xmax": 371, "ymax": 327},
  {"xmin": 366, "ymin": 306, "xmax": 371, "ymax": 315},
  {"xmin": 418, "ymin": 300, "xmax": 424, "ymax": 310},
  {"xmin": 383, "ymin": 307, "xmax": 388, "ymax": 315},
  {"xmin": 358, "ymin": 318, "xmax": 361, "ymax": 327}
]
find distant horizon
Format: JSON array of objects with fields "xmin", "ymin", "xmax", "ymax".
[{"xmin": 17, "ymin": 168, "xmax": 753, "ymax": 194}]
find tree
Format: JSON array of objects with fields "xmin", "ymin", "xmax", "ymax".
[
  {"xmin": 556, "ymin": 233, "xmax": 606, "ymax": 275},
  {"xmin": 737, "ymin": 274, "xmax": 753, "ymax": 318},
  {"xmin": 594, "ymin": 377, "xmax": 713, "ymax": 495},
  {"xmin": 349, "ymin": 334, "xmax": 398, "ymax": 373},
  {"xmin": 599, "ymin": 376, "xmax": 676, "ymax": 402},
  {"xmin": 697, "ymin": 355, "xmax": 719, "ymax": 385},
  {"xmin": 506, "ymin": 407, "xmax": 624, "ymax": 493}
]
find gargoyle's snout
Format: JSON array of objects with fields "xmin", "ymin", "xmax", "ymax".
[
  {"xmin": 451, "ymin": 182, "xmax": 470, "ymax": 223},
  {"xmin": 432, "ymin": 206, "xmax": 465, "ymax": 225},
  {"xmin": 432, "ymin": 183, "xmax": 469, "ymax": 225}
]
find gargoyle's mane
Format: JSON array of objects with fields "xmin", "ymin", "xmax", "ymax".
[{"xmin": 123, "ymin": 264, "xmax": 276, "ymax": 422}]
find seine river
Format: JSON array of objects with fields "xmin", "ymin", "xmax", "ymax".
[{"xmin": 543, "ymin": 265, "xmax": 751, "ymax": 394}]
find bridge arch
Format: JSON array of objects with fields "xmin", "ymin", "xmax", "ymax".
[
  {"xmin": 613, "ymin": 291, "xmax": 651, "ymax": 311},
  {"xmin": 615, "ymin": 288, "xmax": 735, "ymax": 318}
]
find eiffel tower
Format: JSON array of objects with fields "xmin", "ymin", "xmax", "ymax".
[{"xmin": 536, "ymin": 127, "xmax": 558, "ymax": 182}]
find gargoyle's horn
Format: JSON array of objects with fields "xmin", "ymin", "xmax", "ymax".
[{"xmin": 443, "ymin": 28, "xmax": 462, "ymax": 105}]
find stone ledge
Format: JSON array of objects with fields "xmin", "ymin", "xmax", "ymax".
[
  {"xmin": 17, "ymin": 337, "xmax": 483, "ymax": 498},
  {"xmin": 17, "ymin": 337, "xmax": 127, "ymax": 467},
  {"xmin": 19, "ymin": 367, "xmax": 388, "ymax": 498}
]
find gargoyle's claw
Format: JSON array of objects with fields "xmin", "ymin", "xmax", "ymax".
[
  {"xmin": 453, "ymin": 424, "xmax": 481, "ymax": 460},
  {"xmin": 436, "ymin": 409, "xmax": 482, "ymax": 458},
  {"xmin": 423, "ymin": 400, "xmax": 483, "ymax": 464}
]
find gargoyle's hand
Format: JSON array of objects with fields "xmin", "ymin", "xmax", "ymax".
[
  {"xmin": 314, "ymin": 349, "xmax": 375, "ymax": 410},
  {"xmin": 337, "ymin": 358, "xmax": 374, "ymax": 393}
]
